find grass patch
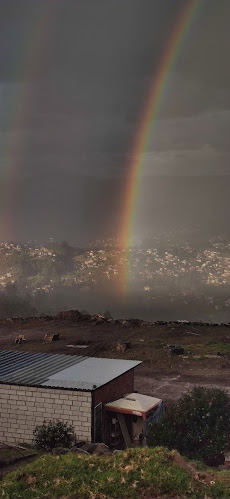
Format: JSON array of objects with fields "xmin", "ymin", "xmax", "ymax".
[
  {"xmin": 1, "ymin": 447, "xmax": 230, "ymax": 499},
  {"xmin": 206, "ymin": 340, "xmax": 230, "ymax": 354},
  {"xmin": 0, "ymin": 447, "xmax": 37, "ymax": 465}
]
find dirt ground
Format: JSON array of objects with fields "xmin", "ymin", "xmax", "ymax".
[
  {"xmin": 135, "ymin": 373, "xmax": 230, "ymax": 402},
  {"xmin": 1, "ymin": 314, "xmax": 230, "ymax": 403}
]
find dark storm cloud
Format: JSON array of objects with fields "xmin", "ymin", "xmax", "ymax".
[{"xmin": 0, "ymin": 0, "xmax": 229, "ymax": 241}]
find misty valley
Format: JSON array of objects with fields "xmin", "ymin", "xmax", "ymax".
[{"xmin": 0, "ymin": 230, "xmax": 230, "ymax": 323}]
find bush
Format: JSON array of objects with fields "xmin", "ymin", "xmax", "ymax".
[
  {"xmin": 148, "ymin": 386, "xmax": 230, "ymax": 466},
  {"xmin": 33, "ymin": 420, "xmax": 74, "ymax": 450}
]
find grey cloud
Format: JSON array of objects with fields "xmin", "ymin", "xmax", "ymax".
[
  {"xmin": 141, "ymin": 146, "xmax": 230, "ymax": 176},
  {"xmin": 149, "ymin": 110, "xmax": 230, "ymax": 152}
]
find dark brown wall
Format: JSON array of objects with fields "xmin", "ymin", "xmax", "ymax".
[
  {"xmin": 92, "ymin": 369, "xmax": 134, "ymax": 443},
  {"xmin": 93, "ymin": 369, "xmax": 134, "ymax": 407}
]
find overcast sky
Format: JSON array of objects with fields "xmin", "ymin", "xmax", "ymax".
[{"xmin": 0, "ymin": 0, "xmax": 229, "ymax": 243}]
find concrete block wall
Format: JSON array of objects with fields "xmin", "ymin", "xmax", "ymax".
[{"xmin": 0, "ymin": 384, "xmax": 92, "ymax": 445}]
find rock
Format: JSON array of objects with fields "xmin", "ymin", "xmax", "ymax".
[
  {"xmin": 91, "ymin": 314, "xmax": 107, "ymax": 325},
  {"xmin": 121, "ymin": 320, "xmax": 129, "ymax": 327},
  {"xmin": 93, "ymin": 443, "xmax": 112, "ymax": 456},
  {"xmin": 84, "ymin": 443, "xmax": 98, "ymax": 454},
  {"xmin": 71, "ymin": 447, "xmax": 90, "ymax": 455},
  {"xmin": 113, "ymin": 449, "xmax": 121, "ymax": 455},
  {"xmin": 171, "ymin": 347, "xmax": 184, "ymax": 355},
  {"xmin": 116, "ymin": 341, "xmax": 131, "ymax": 352},
  {"xmin": 57, "ymin": 310, "xmax": 82, "ymax": 322},
  {"xmin": 73, "ymin": 441, "xmax": 86, "ymax": 448},
  {"xmin": 81, "ymin": 443, "xmax": 91, "ymax": 452},
  {"xmin": 52, "ymin": 447, "xmax": 70, "ymax": 455}
]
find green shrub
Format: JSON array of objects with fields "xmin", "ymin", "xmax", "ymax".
[
  {"xmin": 148, "ymin": 386, "xmax": 230, "ymax": 466},
  {"xmin": 33, "ymin": 419, "xmax": 74, "ymax": 450}
]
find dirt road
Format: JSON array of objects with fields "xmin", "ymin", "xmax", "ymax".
[{"xmin": 135, "ymin": 374, "xmax": 230, "ymax": 402}]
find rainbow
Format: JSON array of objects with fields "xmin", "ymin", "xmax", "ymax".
[
  {"xmin": 120, "ymin": 0, "xmax": 202, "ymax": 291},
  {"xmin": 0, "ymin": 4, "xmax": 54, "ymax": 240}
]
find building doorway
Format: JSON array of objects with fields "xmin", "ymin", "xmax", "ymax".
[{"xmin": 94, "ymin": 403, "xmax": 102, "ymax": 442}]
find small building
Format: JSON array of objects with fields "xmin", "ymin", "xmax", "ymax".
[
  {"xmin": 0, "ymin": 350, "xmax": 141, "ymax": 446},
  {"xmin": 105, "ymin": 392, "xmax": 163, "ymax": 447}
]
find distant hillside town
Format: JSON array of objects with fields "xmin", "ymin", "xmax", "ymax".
[{"xmin": 0, "ymin": 232, "xmax": 230, "ymax": 321}]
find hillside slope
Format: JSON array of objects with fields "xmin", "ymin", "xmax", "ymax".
[{"xmin": 1, "ymin": 447, "xmax": 230, "ymax": 499}]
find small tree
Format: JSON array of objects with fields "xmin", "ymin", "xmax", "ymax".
[
  {"xmin": 33, "ymin": 420, "xmax": 74, "ymax": 451},
  {"xmin": 148, "ymin": 386, "xmax": 230, "ymax": 466}
]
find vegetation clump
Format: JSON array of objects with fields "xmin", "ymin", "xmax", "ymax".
[
  {"xmin": 148, "ymin": 386, "xmax": 230, "ymax": 466},
  {"xmin": 1, "ymin": 447, "xmax": 230, "ymax": 499},
  {"xmin": 33, "ymin": 420, "xmax": 74, "ymax": 451}
]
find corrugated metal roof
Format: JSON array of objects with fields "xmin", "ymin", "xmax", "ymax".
[
  {"xmin": 0, "ymin": 350, "xmax": 141, "ymax": 391},
  {"xmin": 42, "ymin": 357, "xmax": 141, "ymax": 391},
  {"xmin": 0, "ymin": 350, "xmax": 82, "ymax": 379}
]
